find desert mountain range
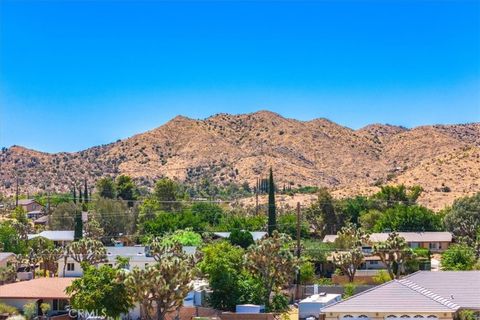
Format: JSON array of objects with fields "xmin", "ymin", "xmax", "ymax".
[{"xmin": 1, "ymin": 111, "xmax": 479, "ymax": 210}]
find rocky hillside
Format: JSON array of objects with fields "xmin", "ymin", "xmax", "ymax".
[{"xmin": 1, "ymin": 111, "xmax": 479, "ymax": 210}]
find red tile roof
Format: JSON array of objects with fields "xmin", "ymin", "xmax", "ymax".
[{"xmin": 0, "ymin": 277, "xmax": 76, "ymax": 299}]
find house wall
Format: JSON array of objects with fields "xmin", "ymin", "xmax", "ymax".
[
  {"xmin": 0, "ymin": 255, "xmax": 15, "ymax": 268},
  {"xmin": 323, "ymin": 311, "xmax": 455, "ymax": 320},
  {"xmin": 58, "ymin": 257, "xmax": 153, "ymax": 277},
  {"xmin": 0, "ymin": 298, "xmax": 38, "ymax": 311},
  {"xmin": 20, "ymin": 202, "xmax": 42, "ymax": 212}
]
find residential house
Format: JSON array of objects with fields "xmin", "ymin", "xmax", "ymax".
[
  {"xmin": 58, "ymin": 245, "xmax": 156, "ymax": 277},
  {"xmin": 321, "ymin": 271, "xmax": 480, "ymax": 320},
  {"xmin": 17, "ymin": 199, "xmax": 43, "ymax": 213},
  {"xmin": 33, "ymin": 215, "xmax": 49, "ymax": 226},
  {"xmin": 323, "ymin": 232, "xmax": 453, "ymax": 253},
  {"xmin": 26, "ymin": 210, "xmax": 43, "ymax": 220},
  {"xmin": 0, "ymin": 277, "xmax": 75, "ymax": 314},
  {"xmin": 27, "ymin": 230, "xmax": 75, "ymax": 247},
  {"xmin": 0, "ymin": 253, "xmax": 15, "ymax": 268}
]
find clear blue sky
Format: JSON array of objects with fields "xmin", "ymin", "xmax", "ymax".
[{"xmin": 1, "ymin": 0, "xmax": 479, "ymax": 152}]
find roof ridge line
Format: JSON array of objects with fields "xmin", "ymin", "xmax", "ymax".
[{"xmin": 397, "ymin": 278, "xmax": 460, "ymax": 310}]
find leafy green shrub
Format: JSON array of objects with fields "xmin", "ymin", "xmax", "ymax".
[
  {"xmin": 39, "ymin": 303, "xmax": 50, "ymax": 316},
  {"xmin": 342, "ymin": 282, "xmax": 357, "ymax": 299},
  {"xmin": 228, "ymin": 229, "xmax": 254, "ymax": 249},
  {"xmin": 441, "ymin": 244, "xmax": 476, "ymax": 271},
  {"xmin": 162, "ymin": 229, "xmax": 203, "ymax": 246},
  {"xmin": 299, "ymin": 258, "xmax": 315, "ymax": 284},
  {"xmin": 268, "ymin": 292, "xmax": 290, "ymax": 313},
  {"xmin": 372, "ymin": 270, "xmax": 391, "ymax": 284},
  {"xmin": 22, "ymin": 303, "xmax": 36, "ymax": 320},
  {"xmin": 0, "ymin": 303, "xmax": 18, "ymax": 315},
  {"xmin": 315, "ymin": 278, "xmax": 334, "ymax": 286}
]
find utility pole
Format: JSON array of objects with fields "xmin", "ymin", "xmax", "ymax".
[
  {"xmin": 15, "ymin": 176, "xmax": 19, "ymax": 207},
  {"xmin": 296, "ymin": 202, "xmax": 301, "ymax": 301}
]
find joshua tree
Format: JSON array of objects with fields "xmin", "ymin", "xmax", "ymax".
[
  {"xmin": 67, "ymin": 238, "xmax": 107, "ymax": 265},
  {"xmin": 332, "ymin": 223, "xmax": 370, "ymax": 282},
  {"xmin": 373, "ymin": 232, "xmax": 415, "ymax": 279},
  {"xmin": 41, "ymin": 246, "xmax": 64, "ymax": 277},
  {"xmin": 245, "ymin": 231, "xmax": 297, "ymax": 308},
  {"xmin": 125, "ymin": 247, "xmax": 193, "ymax": 320}
]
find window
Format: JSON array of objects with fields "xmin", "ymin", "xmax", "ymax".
[
  {"xmin": 429, "ymin": 242, "xmax": 439, "ymax": 250},
  {"xmin": 409, "ymin": 242, "xmax": 420, "ymax": 248},
  {"xmin": 67, "ymin": 263, "xmax": 75, "ymax": 271},
  {"xmin": 369, "ymin": 260, "xmax": 379, "ymax": 265}
]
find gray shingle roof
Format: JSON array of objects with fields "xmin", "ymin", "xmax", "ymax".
[
  {"xmin": 323, "ymin": 232, "xmax": 453, "ymax": 243},
  {"xmin": 322, "ymin": 271, "xmax": 480, "ymax": 313}
]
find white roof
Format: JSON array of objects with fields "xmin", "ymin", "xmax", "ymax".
[
  {"xmin": 213, "ymin": 231, "xmax": 267, "ymax": 241},
  {"xmin": 27, "ymin": 230, "xmax": 75, "ymax": 241},
  {"xmin": 322, "ymin": 271, "xmax": 480, "ymax": 313},
  {"xmin": 105, "ymin": 246, "xmax": 155, "ymax": 263},
  {"xmin": 301, "ymin": 293, "xmax": 341, "ymax": 304},
  {"xmin": 323, "ymin": 232, "xmax": 452, "ymax": 243}
]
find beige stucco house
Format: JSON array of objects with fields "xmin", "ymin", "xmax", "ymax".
[{"xmin": 321, "ymin": 271, "xmax": 480, "ymax": 320}]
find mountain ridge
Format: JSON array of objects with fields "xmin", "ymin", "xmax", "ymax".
[{"xmin": 1, "ymin": 111, "xmax": 479, "ymax": 210}]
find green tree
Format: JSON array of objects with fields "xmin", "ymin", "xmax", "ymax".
[
  {"xmin": 306, "ymin": 188, "xmax": 338, "ymax": 235},
  {"xmin": 83, "ymin": 179, "xmax": 89, "ymax": 204},
  {"xmin": 267, "ymin": 168, "xmax": 276, "ymax": 236},
  {"xmin": 299, "ymin": 258, "xmax": 315, "ymax": 284},
  {"xmin": 154, "ymin": 178, "xmax": 180, "ymax": 212},
  {"xmin": 96, "ymin": 177, "xmax": 116, "ymax": 199},
  {"xmin": 116, "ymin": 175, "xmax": 137, "ymax": 206},
  {"xmin": 189, "ymin": 202, "xmax": 224, "ymax": 226},
  {"xmin": 443, "ymin": 193, "xmax": 480, "ymax": 248},
  {"xmin": 373, "ymin": 205, "xmax": 443, "ymax": 232},
  {"xmin": 277, "ymin": 213, "xmax": 309, "ymax": 240},
  {"xmin": 358, "ymin": 209, "xmax": 383, "ymax": 231},
  {"xmin": 74, "ymin": 212, "xmax": 83, "ymax": 241},
  {"xmin": 94, "ymin": 198, "xmax": 134, "ymax": 240},
  {"xmin": 373, "ymin": 185, "xmax": 422, "ymax": 209},
  {"xmin": 161, "ymin": 229, "xmax": 203, "ymax": 246},
  {"xmin": 0, "ymin": 222, "xmax": 26, "ymax": 253},
  {"xmin": 228, "ymin": 229, "xmax": 255, "ymax": 249},
  {"xmin": 336, "ymin": 196, "xmax": 373, "ymax": 225},
  {"xmin": 441, "ymin": 244, "xmax": 477, "ymax": 271},
  {"xmin": 11, "ymin": 207, "xmax": 27, "ymax": 224},
  {"xmin": 49, "ymin": 202, "xmax": 79, "ymax": 230},
  {"xmin": 66, "ymin": 264, "xmax": 133, "ymax": 318},
  {"xmin": 198, "ymin": 241, "xmax": 245, "ymax": 311},
  {"xmin": 73, "ymin": 185, "xmax": 77, "ymax": 204},
  {"xmin": 245, "ymin": 231, "xmax": 297, "ymax": 308}
]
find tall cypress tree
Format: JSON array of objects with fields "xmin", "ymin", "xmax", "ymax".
[
  {"xmin": 78, "ymin": 186, "xmax": 83, "ymax": 203},
  {"xmin": 73, "ymin": 186, "xmax": 77, "ymax": 204},
  {"xmin": 84, "ymin": 179, "xmax": 89, "ymax": 203},
  {"xmin": 74, "ymin": 211, "xmax": 83, "ymax": 241},
  {"xmin": 268, "ymin": 167, "xmax": 276, "ymax": 236}
]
